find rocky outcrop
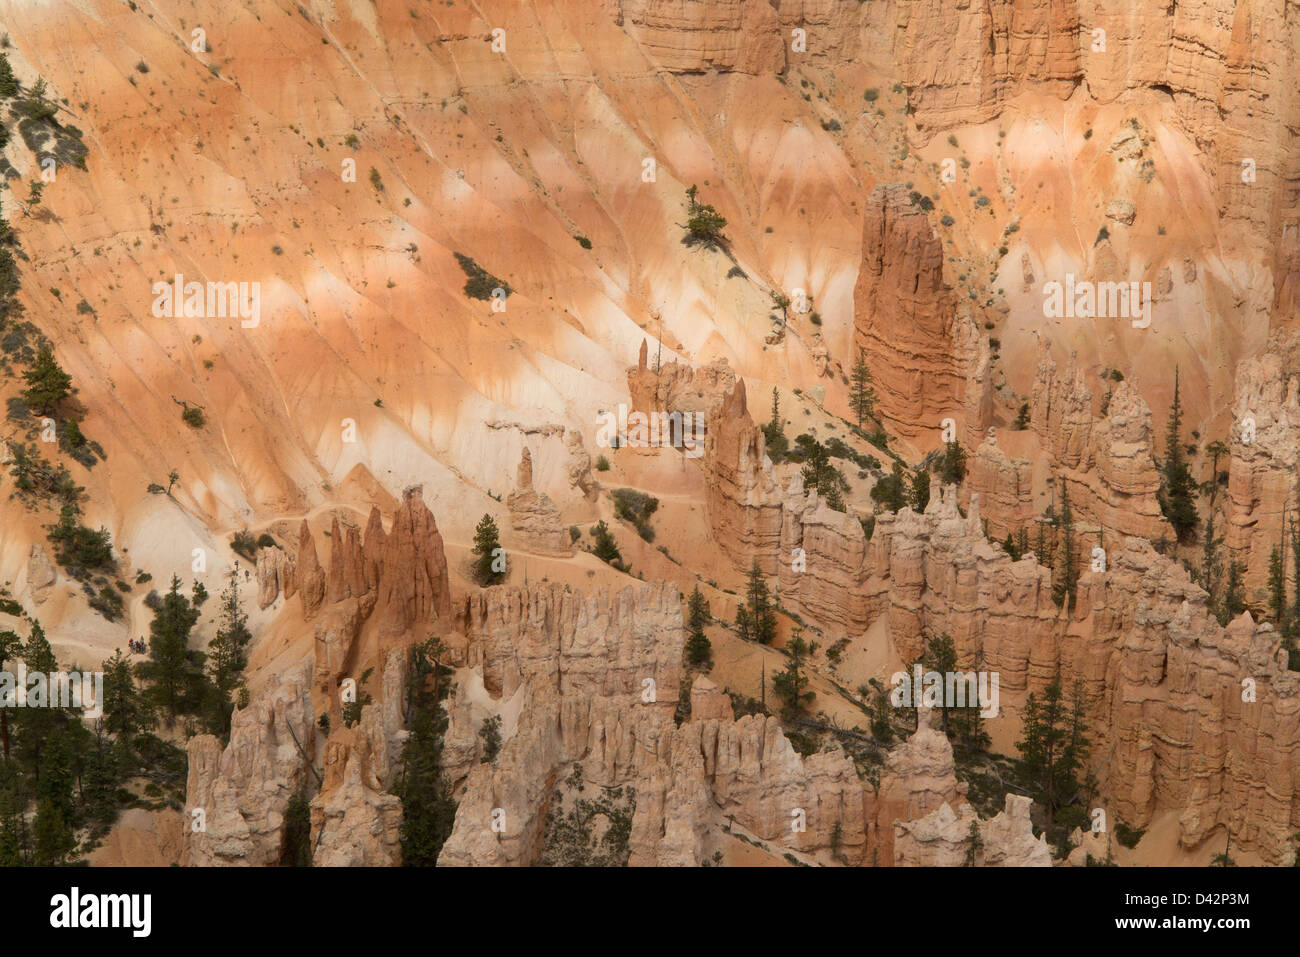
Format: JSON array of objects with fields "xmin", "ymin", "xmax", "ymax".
[
  {"xmin": 373, "ymin": 489, "xmax": 453, "ymax": 637},
  {"xmin": 310, "ymin": 646, "xmax": 408, "ymax": 866},
  {"xmin": 564, "ymin": 429, "xmax": 599, "ymax": 501},
  {"xmin": 1030, "ymin": 342, "xmax": 1169, "ymax": 544},
  {"xmin": 876, "ymin": 484, "xmax": 1300, "ymax": 863},
  {"xmin": 506, "ymin": 448, "xmax": 572, "ymax": 557},
  {"xmin": 295, "ymin": 520, "xmax": 327, "ymax": 619},
  {"xmin": 853, "ymin": 184, "xmax": 983, "ymax": 440},
  {"xmin": 26, "ymin": 543, "xmax": 55, "ymax": 605},
  {"xmin": 870, "ymin": 706, "xmax": 966, "ymax": 865},
  {"xmin": 1226, "ymin": 334, "xmax": 1300, "ymax": 607},
  {"xmin": 439, "ymin": 580, "xmax": 873, "ymax": 865},
  {"xmin": 776, "ymin": 476, "xmax": 878, "ymax": 634},
  {"xmin": 658, "ymin": 715, "xmax": 866, "ymax": 858},
  {"xmin": 612, "ymin": 0, "xmax": 787, "ymax": 74},
  {"xmin": 626, "ymin": 339, "xmax": 736, "ymax": 421},
  {"xmin": 962, "ymin": 438, "xmax": 1035, "ymax": 542},
  {"xmin": 439, "ymin": 581, "xmax": 684, "ymax": 865},
  {"xmin": 310, "ymin": 733, "xmax": 403, "ymax": 867},
  {"xmin": 183, "ymin": 662, "xmax": 316, "ymax": 866},
  {"xmin": 892, "ymin": 800, "xmax": 982, "ymax": 866},
  {"xmin": 981, "ymin": 795, "xmax": 1053, "ymax": 865},
  {"xmin": 1066, "ymin": 825, "xmax": 1114, "ymax": 866},
  {"xmin": 689, "ymin": 674, "xmax": 733, "ymax": 722},
  {"xmin": 187, "ymin": 492, "xmax": 458, "ymax": 867},
  {"xmin": 278, "ymin": 490, "xmax": 452, "ymax": 636},
  {"xmin": 894, "ymin": 794, "xmax": 1051, "ymax": 867},
  {"xmin": 894, "ymin": 0, "xmax": 1081, "ymax": 134},
  {"xmin": 703, "ymin": 380, "xmax": 785, "ymax": 576},
  {"xmin": 256, "ymin": 545, "xmax": 296, "ymax": 610}
]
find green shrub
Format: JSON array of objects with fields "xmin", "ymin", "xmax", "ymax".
[
  {"xmin": 613, "ymin": 488, "xmax": 659, "ymax": 542},
  {"xmin": 47, "ymin": 504, "xmax": 114, "ymax": 575},
  {"xmin": 454, "ymin": 252, "xmax": 511, "ymax": 301},
  {"xmin": 1114, "ymin": 822, "xmax": 1145, "ymax": 849},
  {"xmin": 591, "ymin": 521, "xmax": 623, "ymax": 569},
  {"xmin": 231, "ymin": 529, "xmax": 258, "ymax": 560},
  {"xmin": 89, "ymin": 585, "xmax": 124, "ymax": 621}
]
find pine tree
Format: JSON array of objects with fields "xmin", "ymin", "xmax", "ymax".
[
  {"xmin": 1158, "ymin": 367, "xmax": 1199, "ymax": 542},
  {"xmin": 1204, "ymin": 439, "xmax": 1228, "ymax": 508},
  {"xmin": 139, "ymin": 575, "xmax": 203, "ymax": 721},
  {"xmin": 1054, "ymin": 681, "xmax": 1092, "ymax": 810},
  {"xmin": 82, "ymin": 737, "xmax": 120, "ymax": 828},
  {"xmin": 279, "ymin": 791, "xmax": 313, "ymax": 866},
  {"xmin": 591, "ymin": 520, "xmax": 623, "ymax": 569},
  {"xmin": 0, "ymin": 786, "xmax": 26, "ymax": 866},
  {"xmin": 101, "ymin": 649, "xmax": 147, "ymax": 738},
  {"xmin": 1013, "ymin": 403, "xmax": 1031, "ymax": 430},
  {"xmin": 849, "ymin": 349, "xmax": 877, "ymax": 428},
  {"xmin": 964, "ymin": 819, "xmax": 983, "ymax": 866},
  {"xmin": 207, "ymin": 565, "xmax": 253, "ymax": 738},
  {"xmin": 772, "ymin": 629, "xmax": 817, "ymax": 719},
  {"xmin": 1017, "ymin": 676, "xmax": 1088, "ymax": 833},
  {"xmin": 23, "ymin": 620, "xmax": 57, "ymax": 674},
  {"xmin": 395, "ymin": 639, "xmax": 458, "ymax": 865},
  {"xmin": 1268, "ymin": 546, "xmax": 1286, "ymax": 623},
  {"xmin": 1291, "ymin": 519, "xmax": 1300, "ymax": 627},
  {"xmin": 684, "ymin": 202, "xmax": 728, "ymax": 247},
  {"xmin": 685, "ymin": 586, "xmax": 713, "ymax": 669},
  {"xmin": 911, "ymin": 466, "xmax": 931, "ymax": 513},
  {"xmin": 800, "ymin": 441, "xmax": 845, "ymax": 509},
  {"xmin": 1052, "ymin": 485, "xmax": 1078, "ymax": 611},
  {"xmin": 762, "ymin": 387, "xmax": 787, "ymax": 462},
  {"xmin": 1002, "ymin": 532, "xmax": 1019, "ymax": 560},
  {"xmin": 939, "ymin": 440, "xmax": 967, "ymax": 485},
  {"xmin": 823, "ymin": 482, "xmax": 845, "ymax": 512},
  {"xmin": 1035, "ymin": 509, "xmax": 1058, "ymax": 570},
  {"xmin": 32, "ymin": 798, "xmax": 75, "ymax": 866},
  {"xmin": 472, "ymin": 513, "xmax": 506, "ymax": 585},
  {"xmin": 0, "ymin": 629, "xmax": 22, "ymax": 760},
  {"xmin": 0, "ymin": 55, "xmax": 17, "ymax": 99},
  {"xmin": 868, "ymin": 683, "xmax": 895, "ymax": 745},
  {"xmin": 735, "ymin": 603, "xmax": 752, "ymax": 643},
  {"xmin": 923, "ymin": 632, "xmax": 958, "ymax": 734},
  {"xmin": 1223, "ymin": 561, "xmax": 1246, "ymax": 624},
  {"xmin": 870, "ymin": 459, "xmax": 909, "ymax": 513},
  {"xmin": 21, "ymin": 345, "xmax": 72, "ymax": 415},
  {"xmin": 1200, "ymin": 512, "xmax": 1224, "ymax": 618},
  {"xmin": 739, "ymin": 560, "xmax": 776, "ymax": 644},
  {"xmin": 35, "ymin": 726, "xmax": 75, "ymax": 827}
]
